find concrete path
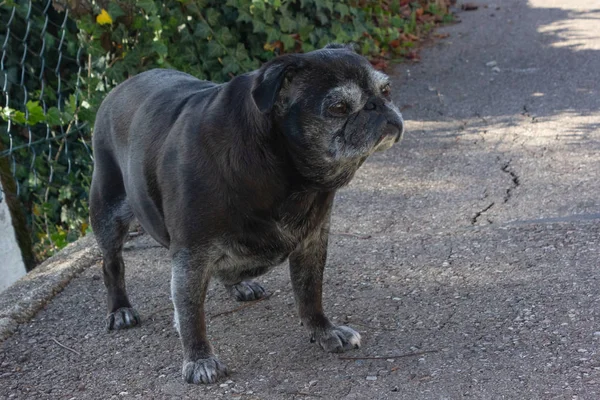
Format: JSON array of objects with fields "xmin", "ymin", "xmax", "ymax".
[{"xmin": 2, "ymin": 1, "xmax": 600, "ymax": 398}]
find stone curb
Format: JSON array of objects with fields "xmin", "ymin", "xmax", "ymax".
[{"xmin": 0, "ymin": 234, "xmax": 100, "ymax": 342}]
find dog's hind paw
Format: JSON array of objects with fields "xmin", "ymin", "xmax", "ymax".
[
  {"xmin": 227, "ymin": 280, "xmax": 267, "ymax": 301},
  {"xmin": 311, "ymin": 325, "xmax": 361, "ymax": 353},
  {"xmin": 106, "ymin": 307, "xmax": 141, "ymax": 330},
  {"xmin": 182, "ymin": 356, "xmax": 228, "ymax": 384}
]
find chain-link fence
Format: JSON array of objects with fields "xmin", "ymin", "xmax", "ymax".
[{"xmin": 1, "ymin": 1, "xmax": 92, "ymax": 265}]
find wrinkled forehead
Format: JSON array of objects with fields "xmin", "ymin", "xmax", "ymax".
[
  {"xmin": 327, "ymin": 69, "xmax": 388, "ymax": 103},
  {"xmin": 301, "ymin": 50, "xmax": 389, "ymax": 97}
]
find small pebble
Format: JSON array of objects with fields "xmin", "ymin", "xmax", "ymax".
[
  {"xmin": 366, "ymin": 376, "xmax": 377, "ymax": 381},
  {"xmin": 492, "ymin": 66, "xmax": 501, "ymax": 73},
  {"xmin": 219, "ymin": 383, "xmax": 228, "ymax": 388},
  {"xmin": 386, "ymin": 359, "xmax": 395, "ymax": 363},
  {"xmin": 392, "ymin": 297, "xmax": 401, "ymax": 301},
  {"xmin": 485, "ymin": 61, "xmax": 497, "ymax": 67}
]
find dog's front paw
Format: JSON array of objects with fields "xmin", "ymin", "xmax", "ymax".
[
  {"xmin": 227, "ymin": 280, "xmax": 267, "ymax": 302},
  {"xmin": 182, "ymin": 356, "xmax": 228, "ymax": 384},
  {"xmin": 311, "ymin": 325, "xmax": 361, "ymax": 353},
  {"xmin": 106, "ymin": 307, "xmax": 141, "ymax": 330}
]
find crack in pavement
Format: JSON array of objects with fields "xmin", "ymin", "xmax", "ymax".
[
  {"xmin": 471, "ymin": 202, "xmax": 495, "ymax": 225},
  {"xmin": 501, "ymin": 160, "xmax": 520, "ymax": 203},
  {"xmin": 471, "ymin": 159, "xmax": 521, "ymax": 225}
]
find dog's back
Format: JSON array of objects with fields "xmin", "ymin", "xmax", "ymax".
[{"xmin": 93, "ymin": 69, "xmax": 217, "ymax": 165}]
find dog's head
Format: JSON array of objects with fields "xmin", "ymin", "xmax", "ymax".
[{"xmin": 251, "ymin": 44, "xmax": 404, "ymax": 189}]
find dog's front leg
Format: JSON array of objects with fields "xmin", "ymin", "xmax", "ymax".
[
  {"xmin": 289, "ymin": 221, "xmax": 361, "ymax": 353},
  {"xmin": 171, "ymin": 249, "xmax": 228, "ymax": 384}
]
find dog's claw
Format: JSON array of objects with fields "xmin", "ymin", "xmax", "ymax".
[
  {"xmin": 312, "ymin": 325, "xmax": 361, "ymax": 353},
  {"xmin": 227, "ymin": 281, "xmax": 267, "ymax": 302},
  {"xmin": 106, "ymin": 307, "xmax": 141, "ymax": 330},
  {"xmin": 182, "ymin": 356, "xmax": 228, "ymax": 384}
]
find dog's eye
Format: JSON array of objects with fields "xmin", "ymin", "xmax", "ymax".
[
  {"xmin": 381, "ymin": 84, "xmax": 391, "ymax": 97},
  {"xmin": 328, "ymin": 102, "xmax": 348, "ymax": 115}
]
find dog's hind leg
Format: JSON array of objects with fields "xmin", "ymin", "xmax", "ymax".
[
  {"xmin": 90, "ymin": 151, "xmax": 140, "ymax": 330},
  {"xmin": 225, "ymin": 281, "xmax": 267, "ymax": 301}
]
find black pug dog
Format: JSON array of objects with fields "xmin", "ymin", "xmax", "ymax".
[{"xmin": 90, "ymin": 44, "xmax": 404, "ymax": 384}]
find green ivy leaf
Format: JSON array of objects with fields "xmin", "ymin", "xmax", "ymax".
[
  {"xmin": 46, "ymin": 107, "xmax": 63, "ymax": 126},
  {"xmin": 301, "ymin": 41, "xmax": 315, "ymax": 52},
  {"xmin": 264, "ymin": 8, "xmax": 275, "ymax": 25},
  {"xmin": 138, "ymin": 0, "xmax": 158, "ymax": 14},
  {"xmin": 218, "ymin": 27, "xmax": 236, "ymax": 46},
  {"xmin": 235, "ymin": 43, "xmax": 249, "ymax": 61},
  {"xmin": 252, "ymin": 19, "xmax": 266, "ymax": 34},
  {"xmin": 237, "ymin": 9, "xmax": 253, "ymax": 23},
  {"xmin": 107, "ymin": 3, "xmax": 125, "ymax": 19},
  {"xmin": 221, "ymin": 55, "xmax": 240, "ymax": 74},
  {"xmin": 265, "ymin": 26, "xmax": 279, "ymax": 42},
  {"xmin": 334, "ymin": 3, "xmax": 349, "ymax": 17},
  {"xmin": 316, "ymin": 10, "xmax": 328, "ymax": 24},
  {"xmin": 206, "ymin": 8, "xmax": 220, "ymax": 26},
  {"xmin": 26, "ymin": 101, "xmax": 45, "ymax": 125},
  {"xmin": 281, "ymin": 34, "xmax": 295, "ymax": 51},
  {"xmin": 58, "ymin": 186, "xmax": 72, "ymax": 202},
  {"xmin": 152, "ymin": 41, "xmax": 168, "ymax": 63},
  {"xmin": 194, "ymin": 22, "xmax": 211, "ymax": 39},
  {"xmin": 391, "ymin": 15, "xmax": 404, "ymax": 28},
  {"xmin": 279, "ymin": 15, "xmax": 296, "ymax": 33},
  {"xmin": 1, "ymin": 107, "xmax": 26, "ymax": 124},
  {"xmin": 207, "ymin": 41, "xmax": 223, "ymax": 58}
]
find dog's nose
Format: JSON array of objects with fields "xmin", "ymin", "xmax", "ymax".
[
  {"xmin": 384, "ymin": 118, "xmax": 403, "ymax": 143},
  {"xmin": 388, "ymin": 118, "xmax": 403, "ymax": 131}
]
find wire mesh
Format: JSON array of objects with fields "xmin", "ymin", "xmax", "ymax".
[{"xmin": 1, "ymin": 0, "xmax": 92, "ymax": 260}]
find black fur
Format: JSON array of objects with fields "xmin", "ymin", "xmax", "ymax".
[{"xmin": 90, "ymin": 46, "xmax": 404, "ymax": 384}]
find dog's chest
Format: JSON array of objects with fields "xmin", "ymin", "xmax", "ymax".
[
  {"xmin": 214, "ymin": 221, "xmax": 307, "ymax": 270},
  {"xmin": 214, "ymin": 193, "xmax": 332, "ymax": 271}
]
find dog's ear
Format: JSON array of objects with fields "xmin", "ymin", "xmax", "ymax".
[
  {"xmin": 252, "ymin": 55, "xmax": 303, "ymax": 114},
  {"xmin": 324, "ymin": 43, "xmax": 358, "ymax": 52}
]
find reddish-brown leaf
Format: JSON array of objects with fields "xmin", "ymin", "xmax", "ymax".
[
  {"xmin": 406, "ymin": 51, "xmax": 421, "ymax": 61},
  {"xmin": 370, "ymin": 58, "xmax": 389, "ymax": 71},
  {"xmin": 389, "ymin": 39, "xmax": 401, "ymax": 48}
]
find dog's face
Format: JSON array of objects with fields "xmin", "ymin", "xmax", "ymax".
[{"xmin": 252, "ymin": 44, "xmax": 404, "ymax": 189}]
